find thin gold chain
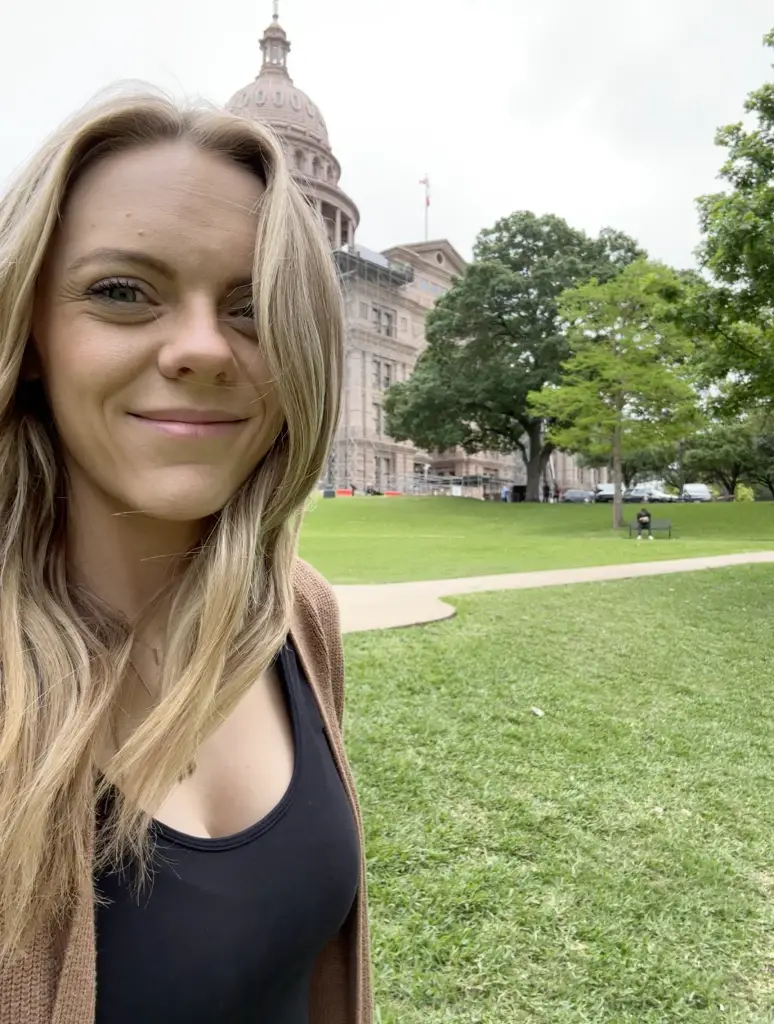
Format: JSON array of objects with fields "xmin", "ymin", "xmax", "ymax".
[{"xmin": 126, "ymin": 655, "xmax": 197, "ymax": 781}]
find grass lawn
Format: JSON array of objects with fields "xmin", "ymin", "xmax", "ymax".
[
  {"xmin": 299, "ymin": 497, "xmax": 774, "ymax": 584},
  {"xmin": 345, "ymin": 565, "xmax": 774, "ymax": 1023}
]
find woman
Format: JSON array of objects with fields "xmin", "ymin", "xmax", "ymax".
[{"xmin": 0, "ymin": 90, "xmax": 371, "ymax": 1023}]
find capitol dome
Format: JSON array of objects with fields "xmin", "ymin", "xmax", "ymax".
[
  {"xmin": 226, "ymin": 18, "xmax": 329, "ymax": 147},
  {"xmin": 226, "ymin": 5, "xmax": 359, "ymax": 249}
]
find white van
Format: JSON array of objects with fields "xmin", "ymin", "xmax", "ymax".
[{"xmin": 681, "ymin": 483, "xmax": 712, "ymax": 502}]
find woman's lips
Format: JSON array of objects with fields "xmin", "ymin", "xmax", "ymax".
[{"xmin": 128, "ymin": 412, "xmax": 246, "ymax": 439}]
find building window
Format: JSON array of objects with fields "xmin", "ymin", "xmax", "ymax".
[
  {"xmin": 372, "ymin": 304, "xmax": 396, "ymax": 338},
  {"xmin": 312, "ymin": 156, "xmax": 322, "ymax": 178},
  {"xmin": 417, "ymin": 276, "xmax": 445, "ymax": 298},
  {"xmin": 376, "ymin": 454, "xmax": 391, "ymax": 489},
  {"xmin": 413, "ymin": 462, "xmax": 425, "ymax": 476},
  {"xmin": 359, "ymin": 301, "xmax": 369, "ymax": 319},
  {"xmin": 294, "ymin": 149, "xmax": 305, "ymax": 171},
  {"xmin": 383, "ymin": 362, "xmax": 393, "ymax": 389},
  {"xmin": 372, "ymin": 403, "xmax": 383, "ymax": 437},
  {"xmin": 373, "ymin": 359, "xmax": 381, "ymax": 388},
  {"xmin": 399, "ymin": 316, "xmax": 408, "ymax": 333}
]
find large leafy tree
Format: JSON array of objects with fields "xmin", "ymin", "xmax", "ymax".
[
  {"xmin": 384, "ymin": 212, "xmax": 643, "ymax": 500},
  {"xmin": 528, "ymin": 261, "xmax": 703, "ymax": 527},
  {"xmin": 681, "ymin": 418, "xmax": 757, "ymax": 495},
  {"xmin": 746, "ymin": 418, "xmax": 774, "ymax": 497},
  {"xmin": 696, "ymin": 28, "xmax": 774, "ymax": 407}
]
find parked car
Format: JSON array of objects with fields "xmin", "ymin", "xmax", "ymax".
[
  {"xmin": 594, "ymin": 483, "xmax": 616, "ymax": 503},
  {"xmin": 624, "ymin": 486, "xmax": 678, "ymax": 503},
  {"xmin": 681, "ymin": 483, "xmax": 712, "ymax": 502},
  {"xmin": 562, "ymin": 489, "xmax": 595, "ymax": 503},
  {"xmin": 623, "ymin": 486, "xmax": 653, "ymax": 503}
]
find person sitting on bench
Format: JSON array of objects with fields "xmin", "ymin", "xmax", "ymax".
[{"xmin": 636, "ymin": 507, "xmax": 653, "ymax": 541}]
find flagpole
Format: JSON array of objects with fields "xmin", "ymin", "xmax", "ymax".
[{"xmin": 419, "ymin": 174, "xmax": 430, "ymax": 241}]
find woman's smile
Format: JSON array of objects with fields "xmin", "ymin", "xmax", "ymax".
[{"xmin": 128, "ymin": 409, "xmax": 248, "ymax": 440}]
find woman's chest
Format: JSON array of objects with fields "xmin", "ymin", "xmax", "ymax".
[{"xmin": 153, "ymin": 660, "xmax": 296, "ymax": 839}]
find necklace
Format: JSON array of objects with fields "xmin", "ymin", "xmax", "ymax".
[
  {"xmin": 127, "ymin": 655, "xmax": 196, "ymax": 782},
  {"xmin": 132, "ymin": 634, "xmax": 162, "ymax": 667}
]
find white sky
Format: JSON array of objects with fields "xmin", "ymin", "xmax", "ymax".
[{"xmin": 1, "ymin": 0, "xmax": 772, "ymax": 267}]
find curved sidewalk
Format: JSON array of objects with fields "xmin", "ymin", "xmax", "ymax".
[{"xmin": 335, "ymin": 551, "xmax": 774, "ymax": 634}]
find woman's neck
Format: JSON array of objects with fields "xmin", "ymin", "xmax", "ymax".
[{"xmin": 65, "ymin": 477, "xmax": 202, "ymax": 623}]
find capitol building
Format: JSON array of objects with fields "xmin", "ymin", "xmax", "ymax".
[{"xmin": 226, "ymin": 8, "xmax": 598, "ymax": 497}]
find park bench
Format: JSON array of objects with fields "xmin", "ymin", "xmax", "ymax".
[{"xmin": 627, "ymin": 518, "xmax": 672, "ymax": 539}]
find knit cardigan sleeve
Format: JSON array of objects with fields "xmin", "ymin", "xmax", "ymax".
[{"xmin": 293, "ymin": 558, "xmax": 346, "ymax": 725}]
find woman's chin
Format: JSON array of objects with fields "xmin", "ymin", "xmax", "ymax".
[{"xmin": 120, "ymin": 473, "xmax": 242, "ymax": 524}]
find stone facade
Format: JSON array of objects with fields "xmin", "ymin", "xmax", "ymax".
[
  {"xmin": 227, "ymin": 8, "xmax": 601, "ymax": 497},
  {"xmin": 334, "ymin": 239, "xmax": 524, "ymax": 495}
]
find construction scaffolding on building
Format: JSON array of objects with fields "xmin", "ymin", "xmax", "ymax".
[
  {"xmin": 329, "ymin": 244, "xmax": 425, "ymax": 493},
  {"xmin": 325, "ymin": 243, "xmax": 528, "ymax": 496}
]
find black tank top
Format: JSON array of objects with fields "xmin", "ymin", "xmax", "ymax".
[{"xmin": 94, "ymin": 640, "xmax": 360, "ymax": 1023}]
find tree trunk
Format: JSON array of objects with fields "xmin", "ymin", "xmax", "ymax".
[
  {"xmin": 525, "ymin": 422, "xmax": 551, "ymax": 501},
  {"xmin": 612, "ymin": 413, "xmax": 624, "ymax": 529}
]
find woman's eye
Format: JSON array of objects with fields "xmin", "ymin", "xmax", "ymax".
[{"xmin": 87, "ymin": 279, "xmax": 146, "ymax": 304}]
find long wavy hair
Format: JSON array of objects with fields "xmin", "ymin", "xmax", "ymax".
[{"xmin": 0, "ymin": 89, "xmax": 343, "ymax": 961}]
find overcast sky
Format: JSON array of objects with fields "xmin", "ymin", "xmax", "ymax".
[{"xmin": 1, "ymin": 0, "xmax": 772, "ymax": 268}]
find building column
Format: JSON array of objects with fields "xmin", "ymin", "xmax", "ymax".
[{"xmin": 335, "ymin": 207, "xmax": 342, "ymax": 249}]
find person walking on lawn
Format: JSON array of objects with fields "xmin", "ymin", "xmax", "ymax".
[{"xmin": 636, "ymin": 507, "xmax": 654, "ymax": 541}]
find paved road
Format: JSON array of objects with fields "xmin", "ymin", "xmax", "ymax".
[{"xmin": 334, "ymin": 551, "xmax": 774, "ymax": 634}]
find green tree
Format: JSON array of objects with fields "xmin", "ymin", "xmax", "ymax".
[
  {"xmin": 384, "ymin": 212, "xmax": 643, "ymax": 500},
  {"xmin": 681, "ymin": 418, "xmax": 756, "ymax": 495},
  {"xmin": 745, "ymin": 413, "xmax": 774, "ymax": 498},
  {"xmin": 696, "ymin": 28, "xmax": 774, "ymax": 406},
  {"xmin": 528, "ymin": 261, "xmax": 703, "ymax": 527}
]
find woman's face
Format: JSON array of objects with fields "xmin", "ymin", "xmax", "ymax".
[{"xmin": 32, "ymin": 140, "xmax": 282, "ymax": 523}]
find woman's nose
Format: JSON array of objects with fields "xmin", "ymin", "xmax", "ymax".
[{"xmin": 157, "ymin": 300, "xmax": 235, "ymax": 383}]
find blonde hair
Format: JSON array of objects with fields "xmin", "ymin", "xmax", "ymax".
[{"xmin": 0, "ymin": 88, "xmax": 343, "ymax": 960}]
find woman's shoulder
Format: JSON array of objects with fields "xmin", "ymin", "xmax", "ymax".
[{"xmin": 292, "ymin": 558, "xmax": 339, "ymax": 629}]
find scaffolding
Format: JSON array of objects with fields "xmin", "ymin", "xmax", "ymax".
[
  {"xmin": 325, "ymin": 244, "xmax": 528, "ymax": 495},
  {"xmin": 329, "ymin": 244, "xmax": 423, "ymax": 493}
]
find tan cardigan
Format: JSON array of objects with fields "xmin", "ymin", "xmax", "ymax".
[{"xmin": 0, "ymin": 559, "xmax": 372, "ymax": 1024}]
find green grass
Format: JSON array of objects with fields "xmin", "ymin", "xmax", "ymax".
[
  {"xmin": 299, "ymin": 497, "xmax": 774, "ymax": 584},
  {"xmin": 344, "ymin": 566, "xmax": 774, "ymax": 1023}
]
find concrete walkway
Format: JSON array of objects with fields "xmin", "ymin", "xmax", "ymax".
[{"xmin": 335, "ymin": 550, "xmax": 774, "ymax": 634}]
